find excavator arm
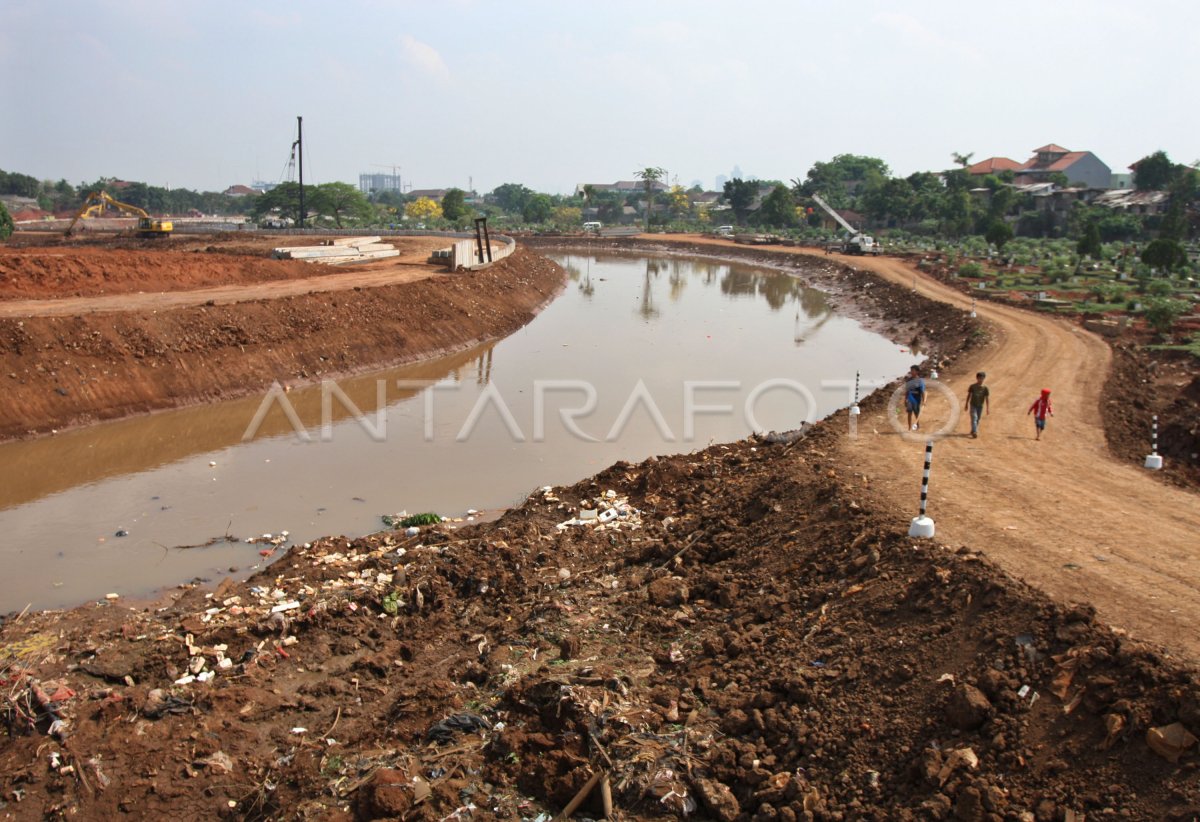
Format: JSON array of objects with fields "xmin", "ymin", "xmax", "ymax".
[
  {"xmin": 810, "ymin": 193, "xmax": 857, "ymax": 235},
  {"xmin": 65, "ymin": 191, "xmax": 170, "ymax": 237}
]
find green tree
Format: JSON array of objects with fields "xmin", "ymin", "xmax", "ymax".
[
  {"xmin": 250, "ymin": 182, "xmax": 303, "ymax": 225},
  {"xmin": 1157, "ymin": 170, "xmax": 1196, "ymax": 242},
  {"xmin": 0, "ymin": 169, "xmax": 40, "ymax": 197},
  {"xmin": 759, "ymin": 184, "xmax": 797, "ymax": 228},
  {"xmin": 490, "ymin": 183, "xmax": 534, "ymax": 214},
  {"xmin": 722, "ymin": 178, "xmax": 758, "ymax": 225},
  {"xmin": 985, "ymin": 219, "xmax": 1014, "ymax": 250},
  {"xmin": 0, "ymin": 200, "xmax": 13, "ymax": 240},
  {"xmin": 1077, "ymin": 222, "xmax": 1102, "ymax": 257},
  {"xmin": 1133, "ymin": 150, "xmax": 1179, "ymax": 191},
  {"xmin": 441, "ymin": 188, "xmax": 468, "ymax": 222},
  {"xmin": 522, "ymin": 193, "xmax": 553, "ymax": 224},
  {"xmin": 1141, "ymin": 238, "xmax": 1187, "ymax": 271},
  {"xmin": 310, "ymin": 182, "xmax": 374, "ymax": 228},
  {"xmin": 861, "ymin": 176, "xmax": 916, "ymax": 224},
  {"xmin": 1143, "ymin": 297, "xmax": 1188, "ymax": 334},
  {"xmin": 938, "ymin": 189, "xmax": 974, "ymax": 237},
  {"xmin": 633, "ymin": 167, "xmax": 666, "ymax": 229},
  {"xmin": 794, "ymin": 155, "xmax": 890, "ymax": 208},
  {"xmin": 906, "ymin": 171, "xmax": 944, "ymax": 222},
  {"xmin": 550, "ymin": 206, "xmax": 582, "ymax": 231},
  {"xmin": 951, "ymin": 151, "xmax": 975, "ymax": 168}
]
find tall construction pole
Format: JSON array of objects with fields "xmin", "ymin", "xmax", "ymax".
[{"xmin": 296, "ymin": 116, "xmax": 305, "ymax": 229}]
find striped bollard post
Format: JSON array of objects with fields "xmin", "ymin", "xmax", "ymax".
[
  {"xmin": 908, "ymin": 440, "xmax": 936, "ymax": 538},
  {"xmin": 1144, "ymin": 414, "xmax": 1164, "ymax": 470},
  {"xmin": 848, "ymin": 370, "xmax": 861, "ymax": 439}
]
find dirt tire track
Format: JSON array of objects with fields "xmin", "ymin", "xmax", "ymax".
[{"xmin": 643, "ymin": 235, "xmax": 1200, "ymax": 663}]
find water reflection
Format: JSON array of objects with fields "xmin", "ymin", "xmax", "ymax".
[
  {"xmin": 0, "ymin": 344, "xmax": 496, "ymax": 511},
  {"xmin": 0, "ymin": 252, "xmax": 914, "ymax": 612}
]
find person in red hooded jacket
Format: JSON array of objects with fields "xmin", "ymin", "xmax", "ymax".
[{"xmin": 1027, "ymin": 388, "xmax": 1054, "ymax": 441}]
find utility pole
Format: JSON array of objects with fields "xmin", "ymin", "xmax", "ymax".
[{"xmin": 295, "ymin": 116, "xmax": 305, "ymax": 229}]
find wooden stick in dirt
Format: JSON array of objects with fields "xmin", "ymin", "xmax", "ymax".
[
  {"xmin": 553, "ymin": 770, "xmax": 601, "ymax": 821},
  {"xmin": 600, "ymin": 773, "xmax": 613, "ymax": 818},
  {"xmin": 659, "ymin": 532, "xmax": 702, "ymax": 570}
]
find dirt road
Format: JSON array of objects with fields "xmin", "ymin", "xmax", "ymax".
[
  {"xmin": 649, "ymin": 235, "xmax": 1200, "ymax": 662},
  {"xmin": 0, "ymin": 263, "xmax": 441, "ymax": 317},
  {"xmin": 843, "ymin": 252, "xmax": 1200, "ymax": 661}
]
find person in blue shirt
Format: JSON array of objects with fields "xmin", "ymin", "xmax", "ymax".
[{"xmin": 904, "ymin": 365, "xmax": 926, "ymax": 431}]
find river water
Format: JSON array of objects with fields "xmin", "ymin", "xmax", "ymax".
[{"xmin": 0, "ymin": 253, "xmax": 918, "ymax": 612}]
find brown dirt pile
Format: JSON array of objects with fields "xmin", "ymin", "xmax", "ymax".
[
  {"xmin": 0, "ymin": 247, "xmax": 563, "ymax": 439},
  {"xmin": 0, "ymin": 234, "xmax": 458, "ymax": 301},
  {"xmin": 3, "ymin": 424, "xmax": 1199, "ymax": 820},
  {"xmin": 1102, "ymin": 342, "xmax": 1200, "ymax": 488}
]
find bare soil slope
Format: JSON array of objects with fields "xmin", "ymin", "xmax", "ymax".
[
  {"xmin": 3, "ymin": 426, "xmax": 1199, "ymax": 820},
  {"xmin": 0, "ymin": 246, "xmax": 563, "ymax": 438}
]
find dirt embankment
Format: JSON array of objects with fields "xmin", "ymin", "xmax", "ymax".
[
  {"xmin": 0, "ymin": 246, "xmax": 563, "ymax": 439},
  {"xmin": 3, "ymin": 425, "xmax": 1199, "ymax": 820},
  {"xmin": 1102, "ymin": 343, "xmax": 1200, "ymax": 488}
]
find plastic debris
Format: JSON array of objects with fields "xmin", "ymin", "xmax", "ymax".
[{"xmin": 425, "ymin": 712, "xmax": 491, "ymax": 744}]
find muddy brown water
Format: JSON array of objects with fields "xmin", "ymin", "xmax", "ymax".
[{"xmin": 0, "ymin": 254, "xmax": 919, "ymax": 612}]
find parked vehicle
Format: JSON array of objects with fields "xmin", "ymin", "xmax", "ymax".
[{"xmin": 811, "ymin": 193, "xmax": 882, "ymax": 255}]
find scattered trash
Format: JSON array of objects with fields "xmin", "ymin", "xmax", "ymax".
[
  {"xmin": 425, "ymin": 712, "xmax": 491, "ymax": 744},
  {"xmin": 382, "ymin": 512, "xmax": 440, "ymax": 529},
  {"xmin": 114, "ymin": 529, "xmax": 128, "ymax": 538}
]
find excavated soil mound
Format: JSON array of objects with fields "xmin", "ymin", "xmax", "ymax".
[
  {"xmin": 2, "ymin": 424, "xmax": 1198, "ymax": 820},
  {"xmin": 0, "ymin": 247, "xmax": 563, "ymax": 438},
  {"xmin": 0, "ymin": 235, "xmax": 459, "ymax": 301},
  {"xmin": 1103, "ymin": 342, "xmax": 1200, "ymax": 488}
]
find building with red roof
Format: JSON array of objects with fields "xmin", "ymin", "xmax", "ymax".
[
  {"xmin": 1014, "ymin": 144, "xmax": 1112, "ymax": 189},
  {"xmin": 965, "ymin": 157, "xmax": 1024, "ymax": 176}
]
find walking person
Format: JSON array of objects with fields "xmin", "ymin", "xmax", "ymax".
[
  {"xmin": 1027, "ymin": 388, "xmax": 1054, "ymax": 441},
  {"xmin": 904, "ymin": 365, "xmax": 926, "ymax": 431},
  {"xmin": 964, "ymin": 372, "xmax": 989, "ymax": 438}
]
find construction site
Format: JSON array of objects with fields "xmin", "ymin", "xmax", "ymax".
[{"xmin": 0, "ymin": 224, "xmax": 1199, "ymax": 822}]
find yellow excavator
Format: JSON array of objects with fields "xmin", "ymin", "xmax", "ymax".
[{"xmin": 65, "ymin": 190, "xmax": 174, "ymax": 238}]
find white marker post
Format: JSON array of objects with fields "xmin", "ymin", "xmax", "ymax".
[
  {"xmin": 1144, "ymin": 414, "xmax": 1164, "ymax": 470},
  {"xmin": 970, "ymin": 297, "xmax": 977, "ymax": 318},
  {"xmin": 849, "ymin": 370, "xmax": 861, "ymax": 439},
  {"xmin": 908, "ymin": 440, "xmax": 936, "ymax": 538}
]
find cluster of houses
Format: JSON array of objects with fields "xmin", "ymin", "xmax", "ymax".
[{"xmin": 964, "ymin": 143, "xmax": 1171, "ymax": 220}]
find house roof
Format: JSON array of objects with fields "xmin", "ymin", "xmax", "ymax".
[
  {"xmin": 223, "ymin": 184, "xmax": 260, "ymax": 196},
  {"xmin": 966, "ymin": 157, "xmax": 1023, "ymax": 175},
  {"xmin": 1092, "ymin": 189, "xmax": 1169, "ymax": 208},
  {"xmin": 1033, "ymin": 143, "xmax": 1070, "ymax": 154},
  {"xmin": 1020, "ymin": 151, "xmax": 1090, "ymax": 172}
]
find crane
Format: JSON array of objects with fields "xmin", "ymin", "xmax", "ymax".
[
  {"xmin": 810, "ymin": 193, "xmax": 882, "ymax": 256},
  {"xmin": 65, "ymin": 191, "xmax": 173, "ymax": 238}
]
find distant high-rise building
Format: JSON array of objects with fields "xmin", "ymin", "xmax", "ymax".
[
  {"xmin": 359, "ymin": 172, "xmax": 403, "ymax": 195},
  {"xmin": 731, "ymin": 165, "xmax": 744, "ymax": 180},
  {"xmin": 715, "ymin": 174, "xmax": 728, "ymax": 190}
]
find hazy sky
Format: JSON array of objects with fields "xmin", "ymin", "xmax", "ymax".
[{"xmin": 3, "ymin": 1, "xmax": 1197, "ymax": 195}]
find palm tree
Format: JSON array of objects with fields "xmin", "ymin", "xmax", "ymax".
[
  {"xmin": 951, "ymin": 152, "xmax": 975, "ymax": 169},
  {"xmin": 633, "ymin": 167, "xmax": 666, "ymax": 230}
]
